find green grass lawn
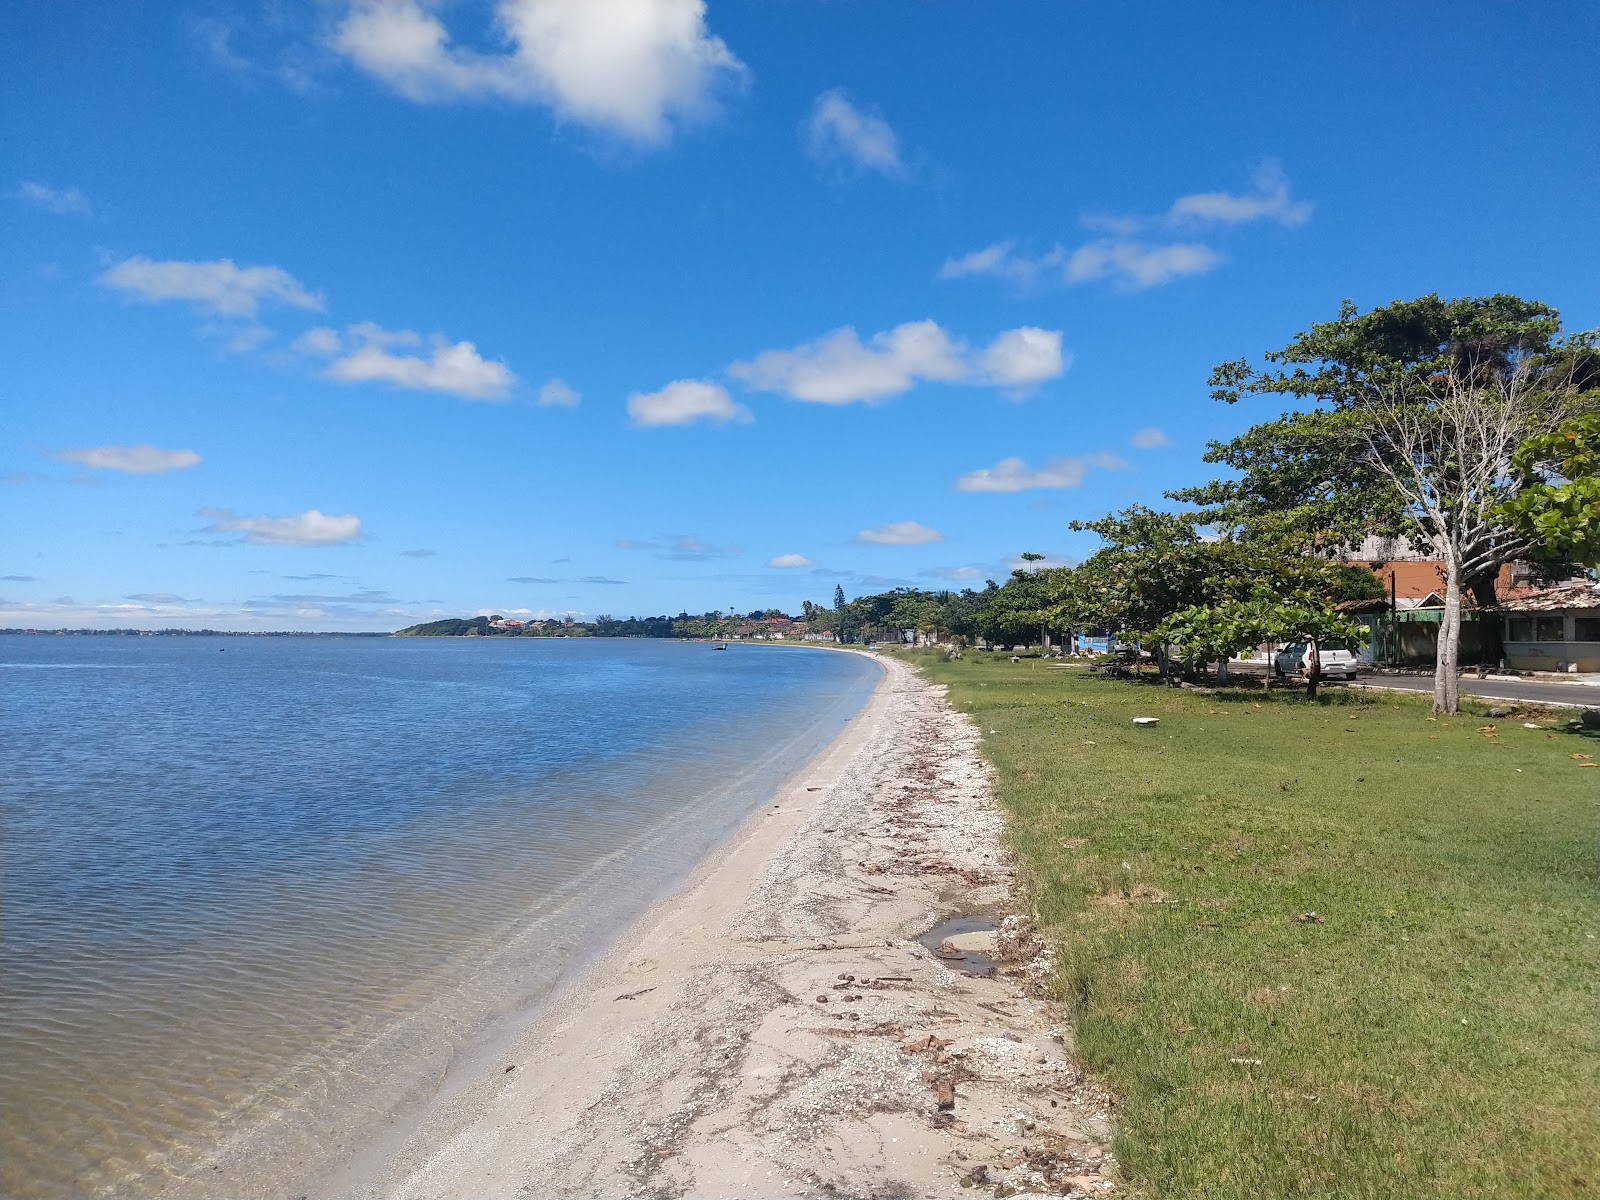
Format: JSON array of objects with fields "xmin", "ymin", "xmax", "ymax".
[{"xmin": 905, "ymin": 651, "xmax": 1599, "ymax": 1200}]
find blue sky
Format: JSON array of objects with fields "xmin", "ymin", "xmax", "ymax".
[{"xmin": 4, "ymin": 1, "xmax": 1597, "ymax": 631}]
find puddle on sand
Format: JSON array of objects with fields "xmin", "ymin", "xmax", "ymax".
[{"xmin": 918, "ymin": 914, "xmax": 999, "ymax": 977}]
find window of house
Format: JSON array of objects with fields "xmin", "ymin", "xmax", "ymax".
[
  {"xmin": 1535, "ymin": 615, "xmax": 1565, "ymax": 642},
  {"xmin": 1575, "ymin": 616, "xmax": 1600, "ymax": 642},
  {"xmin": 1508, "ymin": 617, "xmax": 1533, "ymax": 642}
]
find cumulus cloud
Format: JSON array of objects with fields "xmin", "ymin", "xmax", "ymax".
[
  {"xmin": 1166, "ymin": 161, "xmax": 1312, "ymax": 227},
  {"xmin": 767, "ymin": 553, "xmax": 814, "ymax": 568},
  {"xmin": 577, "ymin": 575, "xmax": 627, "ymax": 585},
  {"xmin": 14, "ymin": 181, "xmax": 93, "ymax": 216},
  {"xmin": 538, "ymin": 378, "xmax": 580, "ymax": 406},
  {"xmin": 728, "ymin": 320, "xmax": 1065, "ymax": 405},
  {"xmin": 311, "ymin": 322, "xmax": 516, "ymax": 400},
  {"xmin": 53, "ymin": 444, "xmax": 202, "ymax": 474},
  {"xmin": 804, "ymin": 89, "xmax": 904, "ymax": 177},
  {"xmin": 200, "ymin": 507, "xmax": 363, "ymax": 546},
  {"xmin": 1130, "ymin": 426, "xmax": 1168, "ymax": 448},
  {"xmin": 628, "ymin": 379, "xmax": 750, "ymax": 426},
  {"xmin": 124, "ymin": 592, "xmax": 189, "ymax": 604},
  {"xmin": 954, "ymin": 451, "xmax": 1125, "ymax": 493},
  {"xmin": 333, "ymin": 0, "xmax": 747, "ymax": 142},
  {"xmin": 853, "ymin": 521, "xmax": 944, "ymax": 546},
  {"xmin": 507, "ymin": 575, "xmax": 560, "ymax": 583},
  {"xmin": 2, "ymin": 574, "xmax": 37, "ymax": 582},
  {"xmin": 730, "ymin": 321, "xmax": 963, "ymax": 404},
  {"xmin": 976, "ymin": 327, "xmax": 1066, "ymax": 389},
  {"xmin": 99, "ymin": 256, "xmax": 324, "ymax": 317},
  {"xmin": 955, "ymin": 457, "xmax": 1084, "ymax": 493}
]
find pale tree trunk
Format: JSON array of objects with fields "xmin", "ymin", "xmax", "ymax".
[
  {"xmin": 1434, "ymin": 556, "xmax": 1463, "ymax": 714},
  {"xmin": 1306, "ymin": 636, "xmax": 1323, "ymax": 699}
]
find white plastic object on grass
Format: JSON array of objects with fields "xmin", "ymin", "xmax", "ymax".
[{"xmin": 1132, "ymin": 717, "xmax": 1160, "ymax": 726}]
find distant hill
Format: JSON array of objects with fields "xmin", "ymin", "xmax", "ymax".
[{"xmin": 393, "ymin": 617, "xmax": 492, "ymax": 637}]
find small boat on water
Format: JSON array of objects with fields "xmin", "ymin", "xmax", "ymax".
[{"xmin": 713, "ymin": 642, "xmax": 728, "ymax": 650}]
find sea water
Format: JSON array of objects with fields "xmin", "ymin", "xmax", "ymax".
[{"xmin": 0, "ymin": 636, "xmax": 878, "ymax": 1199}]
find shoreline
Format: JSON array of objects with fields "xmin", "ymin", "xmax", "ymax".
[{"xmin": 353, "ymin": 652, "xmax": 1113, "ymax": 1199}]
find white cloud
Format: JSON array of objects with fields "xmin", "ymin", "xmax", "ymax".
[
  {"xmin": 628, "ymin": 379, "xmax": 750, "ymax": 426},
  {"xmin": 977, "ymin": 327, "xmax": 1066, "ymax": 389},
  {"xmin": 938, "ymin": 242, "xmax": 1022, "ymax": 282},
  {"xmin": 940, "ymin": 163, "xmax": 1306, "ymax": 292},
  {"xmin": 1063, "ymin": 240, "xmax": 1221, "ymax": 288},
  {"xmin": 804, "ymin": 89, "xmax": 904, "ymax": 177},
  {"xmin": 1130, "ymin": 426, "xmax": 1168, "ymax": 448},
  {"xmin": 322, "ymin": 322, "xmax": 516, "ymax": 400},
  {"xmin": 941, "ymin": 238, "xmax": 1217, "ymax": 290},
  {"xmin": 853, "ymin": 521, "xmax": 944, "ymax": 546},
  {"xmin": 538, "ymin": 378, "xmax": 580, "ymax": 406},
  {"xmin": 665, "ymin": 534, "xmax": 739, "ymax": 559},
  {"xmin": 1167, "ymin": 161, "xmax": 1312, "ymax": 227},
  {"xmin": 921, "ymin": 564, "xmax": 983, "ymax": 582},
  {"xmin": 200, "ymin": 507, "xmax": 363, "ymax": 546},
  {"xmin": 729, "ymin": 320, "xmax": 1065, "ymax": 405},
  {"xmin": 730, "ymin": 321, "xmax": 963, "ymax": 404},
  {"xmin": 954, "ymin": 451, "xmax": 1124, "ymax": 493},
  {"xmin": 52, "ymin": 444, "xmax": 202, "ymax": 474},
  {"xmin": 333, "ymin": 0, "xmax": 747, "ymax": 142},
  {"xmin": 292, "ymin": 325, "xmax": 343, "ymax": 355},
  {"xmin": 14, "ymin": 181, "xmax": 93, "ymax": 217},
  {"xmin": 767, "ymin": 553, "xmax": 814, "ymax": 568},
  {"xmin": 99, "ymin": 256, "xmax": 324, "ymax": 317}
]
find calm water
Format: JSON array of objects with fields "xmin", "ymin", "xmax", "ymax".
[{"xmin": 0, "ymin": 636, "xmax": 878, "ymax": 1199}]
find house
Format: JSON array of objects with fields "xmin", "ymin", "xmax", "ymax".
[
  {"xmin": 1493, "ymin": 579, "xmax": 1600, "ymax": 673},
  {"xmin": 1334, "ymin": 591, "xmax": 1512, "ymax": 667},
  {"xmin": 1340, "ymin": 534, "xmax": 1518, "ymax": 600}
]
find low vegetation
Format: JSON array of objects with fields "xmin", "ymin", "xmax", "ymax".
[{"xmin": 908, "ymin": 651, "xmax": 1598, "ymax": 1199}]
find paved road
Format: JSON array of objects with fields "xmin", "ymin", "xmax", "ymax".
[{"xmin": 1355, "ymin": 675, "xmax": 1600, "ymax": 708}]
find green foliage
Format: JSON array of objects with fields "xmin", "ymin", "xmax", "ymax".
[
  {"xmin": 1174, "ymin": 294, "xmax": 1576, "ymax": 549},
  {"xmin": 394, "ymin": 616, "xmax": 491, "ymax": 637},
  {"xmin": 1495, "ymin": 411, "xmax": 1600, "ymax": 566}
]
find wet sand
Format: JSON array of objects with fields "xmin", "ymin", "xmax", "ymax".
[{"xmin": 352, "ymin": 653, "xmax": 1115, "ymax": 1199}]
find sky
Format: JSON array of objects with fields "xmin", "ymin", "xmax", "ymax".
[{"xmin": 4, "ymin": 1, "xmax": 1598, "ymax": 631}]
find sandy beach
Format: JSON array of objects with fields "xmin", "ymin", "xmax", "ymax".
[{"xmin": 337, "ymin": 653, "xmax": 1112, "ymax": 1199}]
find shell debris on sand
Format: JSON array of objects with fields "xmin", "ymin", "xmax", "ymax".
[{"xmin": 372, "ymin": 655, "xmax": 1112, "ymax": 1200}]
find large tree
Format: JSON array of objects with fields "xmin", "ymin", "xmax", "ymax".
[{"xmin": 1174, "ymin": 295, "xmax": 1597, "ymax": 713}]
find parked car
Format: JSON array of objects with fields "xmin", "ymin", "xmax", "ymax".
[{"xmin": 1274, "ymin": 641, "xmax": 1359, "ymax": 682}]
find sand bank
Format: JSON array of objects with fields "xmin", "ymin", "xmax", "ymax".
[{"xmin": 357, "ymin": 653, "xmax": 1113, "ymax": 1199}]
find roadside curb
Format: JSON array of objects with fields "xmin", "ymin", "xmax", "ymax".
[{"xmin": 1352, "ymin": 682, "xmax": 1598, "ymax": 710}]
